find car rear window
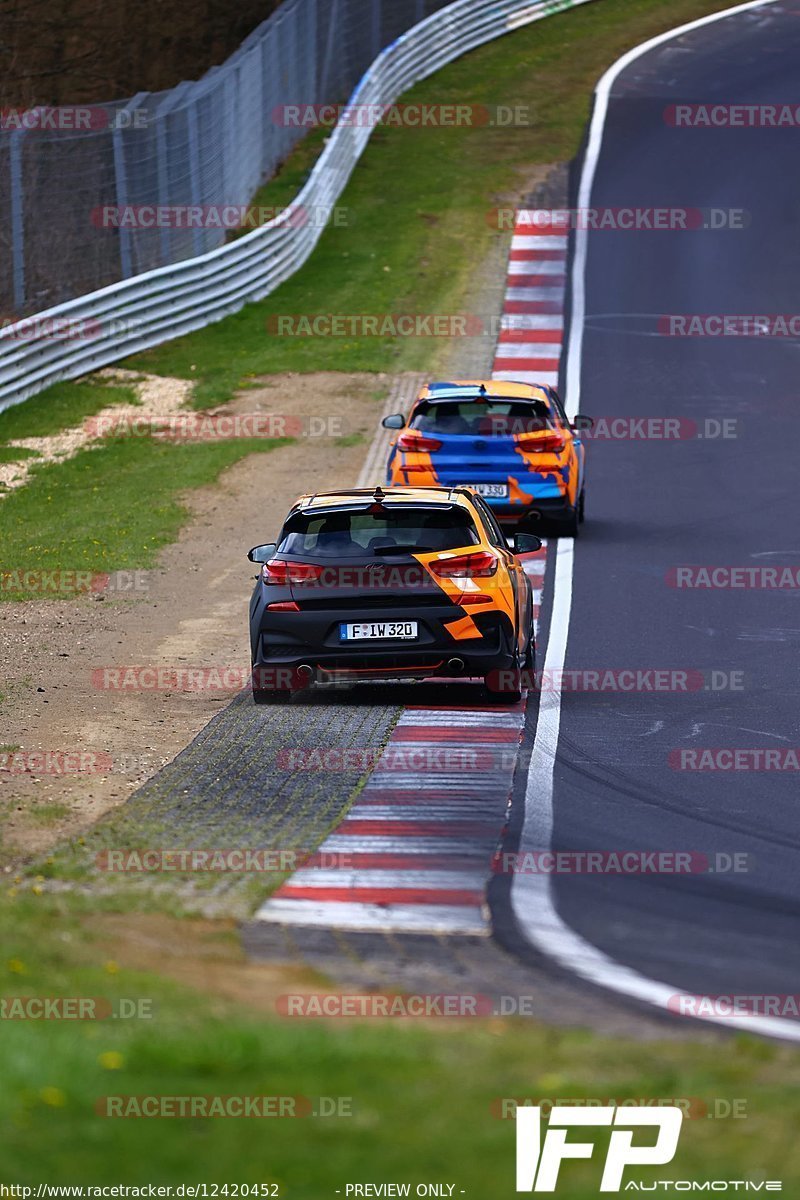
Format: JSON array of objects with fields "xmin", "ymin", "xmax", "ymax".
[
  {"xmin": 278, "ymin": 506, "xmax": 480, "ymax": 557},
  {"xmin": 411, "ymin": 399, "xmax": 554, "ymax": 436}
]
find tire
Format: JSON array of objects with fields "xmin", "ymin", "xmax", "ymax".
[
  {"xmin": 485, "ymin": 652, "xmax": 523, "ymax": 705},
  {"xmin": 522, "ymin": 620, "xmax": 536, "ymax": 687},
  {"xmin": 561, "ymin": 501, "xmax": 580, "ymax": 538},
  {"xmin": 578, "ymin": 487, "xmax": 586, "ymax": 524}
]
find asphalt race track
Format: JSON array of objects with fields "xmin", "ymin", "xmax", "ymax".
[{"xmin": 497, "ymin": 0, "xmax": 800, "ymax": 1024}]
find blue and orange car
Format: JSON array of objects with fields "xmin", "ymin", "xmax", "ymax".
[{"xmin": 383, "ymin": 380, "xmax": 590, "ymax": 535}]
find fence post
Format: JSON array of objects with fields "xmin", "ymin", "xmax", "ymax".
[
  {"xmin": 307, "ymin": 0, "xmax": 318, "ymax": 97},
  {"xmin": 154, "ymin": 83, "xmax": 192, "ymax": 268},
  {"xmin": 9, "ymin": 127, "xmax": 26, "ymax": 312},
  {"xmin": 371, "ymin": 0, "xmax": 381, "ymax": 59},
  {"xmin": 112, "ymin": 92, "xmax": 149, "ymax": 279},
  {"xmin": 320, "ymin": 0, "xmax": 341, "ymax": 104},
  {"xmin": 186, "ymin": 103, "xmax": 204, "ymax": 258}
]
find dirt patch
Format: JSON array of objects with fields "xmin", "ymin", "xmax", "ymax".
[
  {"xmin": 0, "ymin": 368, "xmax": 193, "ymax": 494},
  {"xmin": 0, "ymin": 370, "xmax": 395, "ymax": 866}
]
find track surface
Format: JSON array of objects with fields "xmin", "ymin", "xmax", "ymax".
[{"xmin": 501, "ymin": 0, "xmax": 800, "ymax": 1015}]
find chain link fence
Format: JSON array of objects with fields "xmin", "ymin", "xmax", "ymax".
[{"xmin": 0, "ymin": 0, "xmax": 452, "ymax": 318}]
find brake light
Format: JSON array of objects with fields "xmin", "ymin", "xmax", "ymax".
[
  {"xmin": 517, "ymin": 431, "xmax": 566, "ymax": 452},
  {"xmin": 396, "ymin": 430, "xmax": 442, "ymax": 452},
  {"xmin": 262, "ymin": 559, "xmax": 324, "ymax": 585},
  {"xmin": 429, "ymin": 551, "xmax": 498, "ymax": 578}
]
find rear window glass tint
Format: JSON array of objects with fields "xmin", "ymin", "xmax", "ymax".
[
  {"xmin": 278, "ymin": 507, "xmax": 480, "ymax": 557},
  {"xmin": 411, "ymin": 399, "xmax": 554, "ymax": 436}
]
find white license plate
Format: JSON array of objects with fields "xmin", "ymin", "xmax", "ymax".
[
  {"xmin": 469, "ymin": 483, "xmax": 508, "ymax": 498},
  {"xmin": 340, "ymin": 621, "xmax": 418, "ymax": 641}
]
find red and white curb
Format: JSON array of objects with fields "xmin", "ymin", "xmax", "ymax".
[
  {"xmin": 255, "ymin": 704, "xmax": 529, "ymax": 933},
  {"xmin": 491, "ymin": 210, "xmax": 567, "ymax": 389},
  {"xmin": 253, "ymin": 214, "xmax": 562, "ymax": 935}
]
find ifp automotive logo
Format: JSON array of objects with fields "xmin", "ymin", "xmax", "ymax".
[
  {"xmin": 515, "ymin": 1105, "xmax": 783, "ymax": 1192},
  {"xmin": 516, "ymin": 1104, "xmax": 683, "ymax": 1192}
]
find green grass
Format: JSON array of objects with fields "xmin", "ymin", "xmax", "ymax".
[
  {"xmin": 26, "ymin": 803, "xmax": 72, "ymax": 826},
  {"xmin": 0, "ymin": 434, "xmax": 288, "ymax": 598},
  {"xmin": 0, "ymin": 446, "xmax": 40, "ymax": 463},
  {"xmin": 0, "ymin": 380, "xmax": 139, "ymax": 445},
  {"xmin": 0, "ymin": 891, "xmax": 799, "ymax": 1188},
  {"xmin": 120, "ymin": 0, "xmax": 735, "ymax": 406}
]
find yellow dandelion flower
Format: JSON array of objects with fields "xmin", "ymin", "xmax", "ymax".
[{"xmin": 98, "ymin": 1051, "xmax": 124, "ymax": 1070}]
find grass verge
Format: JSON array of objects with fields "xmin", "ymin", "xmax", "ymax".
[
  {"xmin": 0, "ymin": 379, "xmax": 139, "ymax": 445},
  {"xmin": 0, "ymin": 893, "xmax": 799, "ymax": 1187},
  {"xmin": 0, "ymin": 434, "xmax": 288, "ymax": 598}
]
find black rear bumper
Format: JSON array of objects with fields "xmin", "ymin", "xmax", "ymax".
[{"xmin": 251, "ymin": 595, "xmax": 519, "ymax": 687}]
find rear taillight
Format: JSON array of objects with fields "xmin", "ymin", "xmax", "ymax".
[
  {"xmin": 517, "ymin": 431, "xmax": 566, "ymax": 453},
  {"xmin": 266, "ymin": 600, "xmax": 300, "ymax": 612},
  {"xmin": 396, "ymin": 430, "xmax": 442, "ymax": 452},
  {"xmin": 262, "ymin": 559, "xmax": 324, "ymax": 585},
  {"xmin": 429, "ymin": 551, "xmax": 498, "ymax": 579}
]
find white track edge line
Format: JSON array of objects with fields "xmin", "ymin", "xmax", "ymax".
[{"xmin": 510, "ymin": 0, "xmax": 800, "ymax": 1043}]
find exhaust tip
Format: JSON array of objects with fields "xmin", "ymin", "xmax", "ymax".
[
  {"xmin": 446, "ymin": 657, "xmax": 466, "ymax": 675},
  {"xmin": 296, "ymin": 664, "xmax": 315, "ymax": 683}
]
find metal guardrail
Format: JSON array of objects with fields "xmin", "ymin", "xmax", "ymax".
[{"xmin": 0, "ymin": 0, "xmax": 598, "ymax": 415}]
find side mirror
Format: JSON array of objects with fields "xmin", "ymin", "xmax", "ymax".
[
  {"xmin": 571, "ymin": 414, "xmax": 594, "ymax": 431},
  {"xmin": 382, "ymin": 413, "xmax": 405, "ymax": 430},
  {"xmin": 512, "ymin": 533, "xmax": 543, "ymax": 554},
  {"xmin": 248, "ymin": 543, "xmax": 277, "ymax": 563}
]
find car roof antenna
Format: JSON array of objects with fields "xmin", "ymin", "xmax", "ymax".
[{"xmin": 369, "ymin": 484, "xmax": 387, "ymax": 514}]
